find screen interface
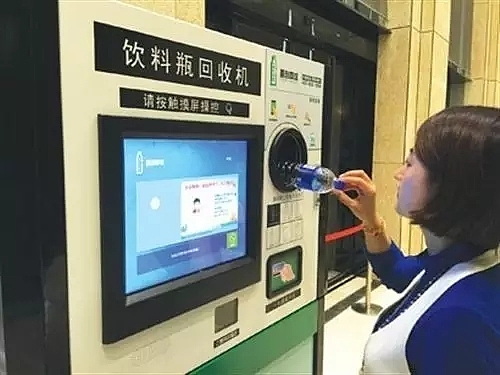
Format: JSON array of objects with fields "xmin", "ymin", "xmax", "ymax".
[{"xmin": 123, "ymin": 137, "xmax": 248, "ymax": 295}]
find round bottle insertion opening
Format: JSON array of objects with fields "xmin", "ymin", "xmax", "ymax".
[{"xmin": 268, "ymin": 128, "xmax": 308, "ymax": 193}]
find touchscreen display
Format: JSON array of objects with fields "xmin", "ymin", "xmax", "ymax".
[{"xmin": 123, "ymin": 138, "xmax": 248, "ymax": 295}]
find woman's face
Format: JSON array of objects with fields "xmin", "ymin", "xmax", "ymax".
[{"xmin": 394, "ymin": 150, "xmax": 429, "ymax": 218}]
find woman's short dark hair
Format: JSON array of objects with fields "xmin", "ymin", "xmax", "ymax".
[{"xmin": 411, "ymin": 105, "xmax": 500, "ymax": 250}]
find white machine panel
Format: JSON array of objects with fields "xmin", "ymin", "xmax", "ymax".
[
  {"xmin": 265, "ymin": 51, "xmax": 324, "ymax": 150},
  {"xmin": 262, "ymin": 49, "xmax": 324, "ymax": 322},
  {"xmin": 58, "ymin": 1, "xmax": 325, "ymax": 373}
]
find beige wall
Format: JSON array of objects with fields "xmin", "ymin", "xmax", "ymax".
[
  {"xmin": 373, "ymin": 0, "xmax": 500, "ymax": 255},
  {"xmin": 120, "ymin": 0, "xmax": 205, "ymax": 26},
  {"xmin": 372, "ymin": 0, "xmax": 452, "ymax": 255},
  {"xmin": 463, "ymin": 0, "xmax": 500, "ymax": 106}
]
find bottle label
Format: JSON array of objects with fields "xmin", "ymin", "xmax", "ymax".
[
  {"xmin": 294, "ymin": 164, "xmax": 318, "ymax": 191},
  {"xmin": 300, "ymin": 164, "xmax": 316, "ymax": 170}
]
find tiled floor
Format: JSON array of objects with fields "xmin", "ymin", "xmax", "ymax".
[{"xmin": 323, "ymin": 282, "xmax": 401, "ymax": 375}]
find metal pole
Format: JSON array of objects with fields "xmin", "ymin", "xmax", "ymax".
[
  {"xmin": 352, "ymin": 263, "xmax": 383, "ymax": 316},
  {"xmin": 366, "ymin": 262, "xmax": 373, "ymax": 307}
]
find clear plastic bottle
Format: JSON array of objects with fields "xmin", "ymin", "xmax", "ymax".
[{"xmin": 283, "ymin": 162, "xmax": 346, "ymax": 193}]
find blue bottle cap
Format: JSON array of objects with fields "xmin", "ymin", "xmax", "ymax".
[{"xmin": 333, "ymin": 179, "xmax": 346, "ymax": 191}]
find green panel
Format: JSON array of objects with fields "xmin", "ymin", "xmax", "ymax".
[
  {"xmin": 189, "ymin": 301, "xmax": 318, "ymax": 375},
  {"xmin": 257, "ymin": 336, "xmax": 314, "ymax": 374}
]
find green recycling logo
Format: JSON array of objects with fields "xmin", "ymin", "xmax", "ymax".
[{"xmin": 270, "ymin": 55, "xmax": 277, "ymax": 87}]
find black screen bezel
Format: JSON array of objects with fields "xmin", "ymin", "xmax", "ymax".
[{"xmin": 98, "ymin": 114, "xmax": 264, "ymax": 344}]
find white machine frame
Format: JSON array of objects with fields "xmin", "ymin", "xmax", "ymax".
[{"xmin": 58, "ymin": 1, "xmax": 324, "ymax": 373}]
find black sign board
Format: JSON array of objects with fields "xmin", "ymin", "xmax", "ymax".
[
  {"xmin": 265, "ymin": 289, "xmax": 301, "ymax": 313},
  {"xmin": 120, "ymin": 87, "xmax": 250, "ymax": 118},
  {"xmin": 94, "ymin": 22, "xmax": 261, "ymax": 96},
  {"xmin": 302, "ymin": 73, "xmax": 322, "ymax": 89},
  {"xmin": 213, "ymin": 328, "xmax": 240, "ymax": 348}
]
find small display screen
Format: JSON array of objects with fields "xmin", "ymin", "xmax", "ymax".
[
  {"xmin": 266, "ymin": 246, "xmax": 303, "ymax": 298},
  {"xmin": 123, "ymin": 137, "xmax": 248, "ymax": 295}
]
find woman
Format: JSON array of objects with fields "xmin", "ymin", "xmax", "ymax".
[{"xmin": 333, "ymin": 106, "xmax": 500, "ymax": 375}]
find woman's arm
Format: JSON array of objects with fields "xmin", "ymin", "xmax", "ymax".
[
  {"xmin": 362, "ymin": 216, "xmax": 392, "ymax": 254},
  {"xmin": 365, "ymin": 241, "xmax": 424, "ymax": 293},
  {"xmin": 332, "ymin": 170, "xmax": 424, "ymax": 292},
  {"xmin": 362, "ymin": 217, "xmax": 424, "ymax": 293}
]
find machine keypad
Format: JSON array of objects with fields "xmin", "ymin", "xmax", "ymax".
[{"xmin": 266, "ymin": 201, "xmax": 303, "ymax": 249}]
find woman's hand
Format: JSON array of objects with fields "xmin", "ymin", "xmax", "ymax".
[{"xmin": 332, "ymin": 170, "xmax": 380, "ymax": 226}]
